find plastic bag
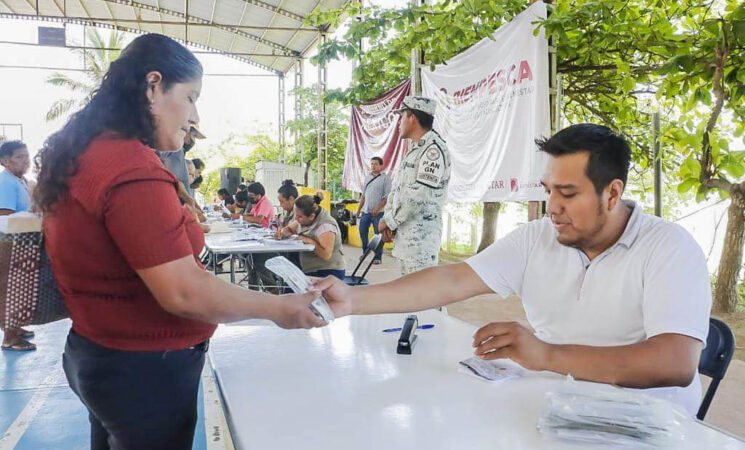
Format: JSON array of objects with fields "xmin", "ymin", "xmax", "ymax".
[{"xmin": 537, "ymin": 376, "xmax": 688, "ymax": 448}]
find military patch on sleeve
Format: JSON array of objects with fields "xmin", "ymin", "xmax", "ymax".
[{"xmin": 415, "ymin": 144, "xmax": 446, "ymax": 188}]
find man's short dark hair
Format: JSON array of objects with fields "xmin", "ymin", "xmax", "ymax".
[
  {"xmin": 247, "ymin": 182, "xmax": 265, "ymax": 197},
  {"xmin": 405, "ymin": 109, "xmax": 433, "ymax": 130},
  {"xmin": 191, "ymin": 158, "xmax": 204, "ymax": 170},
  {"xmin": 371, "ymin": 156, "xmax": 384, "ymax": 165},
  {"xmin": 536, "ymin": 124, "xmax": 631, "ymax": 194},
  {"xmin": 0, "ymin": 140, "xmax": 27, "ymax": 159},
  {"xmin": 235, "ymin": 190, "xmax": 249, "ymax": 204}
]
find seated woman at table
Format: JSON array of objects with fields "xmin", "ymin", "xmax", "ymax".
[
  {"xmin": 276, "ymin": 179, "xmax": 298, "ymax": 239},
  {"xmin": 280, "ymin": 192, "xmax": 345, "ymax": 280},
  {"xmin": 216, "ymin": 188, "xmax": 235, "ymax": 213},
  {"xmin": 35, "ymin": 34, "xmax": 325, "ymax": 449},
  {"xmin": 242, "ymin": 182, "xmax": 275, "ymax": 227}
]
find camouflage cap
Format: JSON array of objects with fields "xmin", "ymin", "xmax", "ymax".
[{"xmin": 393, "ymin": 96, "xmax": 436, "ymax": 117}]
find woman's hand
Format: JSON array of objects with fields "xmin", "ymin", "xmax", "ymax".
[
  {"xmin": 311, "ymin": 276, "xmax": 353, "ymax": 318},
  {"xmin": 270, "ymin": 291, "xmax": 327, "ymax": 329}
]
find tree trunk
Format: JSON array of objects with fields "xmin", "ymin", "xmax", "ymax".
[
  {"xmin": 477, "ymin": 202, "xmax": 500, "ymax": 253},
  {"xmin": 303, "ymin": 160, "xmax": 312, "ymax": 187},
  {"xmin": 714, "ymin": 192, "xmax": 745, "ymax": 313}
]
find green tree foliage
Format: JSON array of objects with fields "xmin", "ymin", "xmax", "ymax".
[
  {"xmin": 285, "ymin": 86, "xmax": 352, "ymax": 200},
  {"xmin": 46, "ymin": 29, "xmax": 124, "ymax": 121},
  {"xmin": 543, "ymin": 0, "xmax": 745, "ymax": 312},
  {"xmin": 187, "ymin": 85, "xmax": 352, "ymax": 202},
  {"xmin": 308, "ymin": 0, "xmax": 527, "ymax": 251},
  {"xmin": 308, "ymin": 0, "xmax": 527, "ymax": 104},
  {"xmin": 310, "ymin": 0, "xmax": 745, "ymax": 311},
  {"xmin": 190, "ymin": 133, "xmax": 282, "ymax": 202}
]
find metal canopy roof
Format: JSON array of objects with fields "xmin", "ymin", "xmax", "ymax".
[{"xmin": 0, "ymin": 0, "xmax": 348, "ymax": 74}]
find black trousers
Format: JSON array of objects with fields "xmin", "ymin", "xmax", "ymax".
[{"xmin": 62, "ymin": 330, "xmax": 207, "ymax": 450}]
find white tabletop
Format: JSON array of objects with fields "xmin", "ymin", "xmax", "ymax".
[
  {"xmin": 204, "ymin": 232, "xmax": 315, "ymax": 254},
  {"xmin": 208, "ymin": 310, "xmax": 745, "ymax": 450}
]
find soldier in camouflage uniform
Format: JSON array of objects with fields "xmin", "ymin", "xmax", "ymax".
[{"xmin": 380, "ymin": 96, "xmax": 451, "ymax": 275}]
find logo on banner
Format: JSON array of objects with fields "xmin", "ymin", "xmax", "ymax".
[
  {"xmin": 510, "ymin": 178, "xmax": 520, "ymax": 193},
  {"xmin": 438, "ymin": 60, "xmax": 534, "ymax": 108}
]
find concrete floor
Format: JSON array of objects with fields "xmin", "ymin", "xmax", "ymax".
[{"xmin": 349, "ymin": 245, "xmax": 745, "ymax": 439}]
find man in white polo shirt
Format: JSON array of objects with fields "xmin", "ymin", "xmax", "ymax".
[{"xmin": 315, "ymin": 123, "xmax": 711, "ymax": 415}]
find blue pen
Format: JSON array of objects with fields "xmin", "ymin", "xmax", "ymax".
[{"xmin": 382, "ymin": 324, "xmax": 435, "ymax": 333}]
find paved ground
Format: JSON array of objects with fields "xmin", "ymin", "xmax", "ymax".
[{"xmin": 349, "ymin": 245, "xmax": 745, "ymax": 439}]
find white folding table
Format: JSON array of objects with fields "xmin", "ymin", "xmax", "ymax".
[
  {"xmin": 203, "ymin": 232, "xmax": 315, "ymax": 286},
  {"xmin": 208, "ymin": 310, "xmax": 745, "ymax": 450}
]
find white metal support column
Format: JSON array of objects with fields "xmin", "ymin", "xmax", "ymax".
[
  {"xmin": 410, "ymin": 0, "xmax": 424, "ymax": 94},
  {"xmin": 530, "ymin": 1, "xmax": 558, "ymax": 221},
  {"xmin": 278, "ymin": 74, "xmax": 286, "ymax": 163},
  {"xmin": 653, "ymin": 112, "xmax": 662, "ymax": 217},
  {"xmin": 295, "ymin": 59, "xmax": 304, "ymax": 167},
  {"xmin": 316, "ymin": 31, "xmax": 328, "ymax": 190},
  {"xmin": 549, "ymin": 47, "xmax": 559, "ymax": 134}
]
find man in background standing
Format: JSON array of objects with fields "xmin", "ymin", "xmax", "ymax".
[
  {"xmin": 157, "ymin": 124, "xmax": 205, "ymax": 206},
  {"xmin": 356, "ymin": 156, "xmax": 391, "ymax": 264},
  {"xmin": 380, "ymin": 96, "xmax": 451, "ymax": 275}
]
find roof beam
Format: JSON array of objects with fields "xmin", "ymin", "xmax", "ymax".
[
  {"xmin": 0, "ymin": 0, "xmax": 13, "ymax": 13},
  {"xmin": 206, "ymin": 0, "xmax": 216, "ymax": 47},
  {"xmin": 0, "ymin": 13, "xmax": 282, "ymax": 74},
  {"xmin": 101, "ymin": 0, "xmax": 118, "ymax": 30},
  {"xmin": 154, "ymin": 0, "xmax": 163, "ymax": 33},
  {"xmin": 22, "ymin": 0, "xmax": 35, "ymax": 15},
  {"xmin": 22, "ymin": 0, "xmax": 64, "ymax": 15},
  {"xmin": 0, "ymin": 11, "xmax": 315, "ymax": 30},
  {"xmin": 298, "ymin": 0, "xmax": 324, "ymax": 57},
  {"xmin": 50, "ymin": 0, "xmax": 64, "ymax": 15},
  {"xmin": 99, "ymin": 0, "xmax": 299, "ymax": 56},
  {"xmin": 255, "ymin": 0, "xmax": 281, "ymax": 67},
  {"xmin": 0, "ymin": 39, "xmax": 300, "ymax": 57},
  {"xmin": 240, "ymin": 0, "xmax": 304, "ymax": 24}
]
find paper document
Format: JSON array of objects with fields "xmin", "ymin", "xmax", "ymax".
[{"xmin": 458, "ymin": 357, "xmax": 522, "ymax": 383}]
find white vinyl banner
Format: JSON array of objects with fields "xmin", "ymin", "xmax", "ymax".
[{"xmin": 421, "ymin": 1, "xmax": 550, "ymax": 202}]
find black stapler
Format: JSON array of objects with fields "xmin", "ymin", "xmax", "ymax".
[{"xmin": 397, "ymin": 314, "xmax": 418, "ymax": 354}]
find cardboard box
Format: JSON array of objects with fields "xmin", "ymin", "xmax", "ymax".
[{"xmin": 0, "ymin": 212, "xmax": 42, "ymax": 234}]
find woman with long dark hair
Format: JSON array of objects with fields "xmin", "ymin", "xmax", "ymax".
[
  {"xmin": 280, "ymin": 192, "xmax": 346, "ymax": 280},
  {"xmin": 36, "ymin": 34, "xmax": 324, "ymax": 449},
  {"xmin": 276, "ymin": 179, "xmax": 298, "ymax": 234}
]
